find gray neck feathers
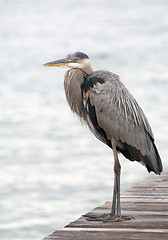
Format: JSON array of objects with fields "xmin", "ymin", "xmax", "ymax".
[{"xmin": 64, "ymin": 69, "xmax": 88, "ymax": 121}]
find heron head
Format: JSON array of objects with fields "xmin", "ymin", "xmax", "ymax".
[{"xmin": 44, "ymin": 51, "xmax": 93, "ymax": 74}]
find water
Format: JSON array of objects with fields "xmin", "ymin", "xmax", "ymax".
[{"xmin": 0, "ymin": 0, "xmax": 168, "ymax": 239}]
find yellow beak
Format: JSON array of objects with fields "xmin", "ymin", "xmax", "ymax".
[{"xmin": 43, "ymin": 57, "xmax": 72, "ymax": 67}]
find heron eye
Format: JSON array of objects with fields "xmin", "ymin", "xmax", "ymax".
[{"xmin": 74, "ymin": 58, "xmax": 78, "ymax": 61}]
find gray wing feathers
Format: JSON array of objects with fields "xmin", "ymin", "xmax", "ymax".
[{"xmin": 89, "ymin": 74, "xmax": 153, "ymax": 157}]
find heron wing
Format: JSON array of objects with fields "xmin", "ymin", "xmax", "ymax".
[{"xmin": 82, "ymin": 71, "xmax": 162, "ymax": 174}]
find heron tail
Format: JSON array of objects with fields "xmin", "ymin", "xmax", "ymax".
[
  {"xmin": 145, "ymin": 141, "xmax": 163, "ymax": 174},
  {"xmin": 121, "ymin": 140, "xmax": 163, "ymax": 175}
]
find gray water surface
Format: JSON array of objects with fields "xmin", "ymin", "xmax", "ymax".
[{"xmin": 0, "ymin": 1, "xmax": 168, "ymax": 239}]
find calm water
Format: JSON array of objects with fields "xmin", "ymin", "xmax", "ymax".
[{"xmin": 0, "ymin": 0, "xmax": 168, "ymax": 239}]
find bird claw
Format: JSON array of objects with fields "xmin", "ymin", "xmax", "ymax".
[
  {"xmin": 115, "ymin": 216, "xmax": 135, "ymax": 222},
  {"xmin": 83, "ymin": 213, "xmax": 134, "ymax": 222}
]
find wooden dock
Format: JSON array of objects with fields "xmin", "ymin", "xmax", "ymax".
[{"xmin": 43, "ymin": 170, "xmax": 168, "ymax": 240}]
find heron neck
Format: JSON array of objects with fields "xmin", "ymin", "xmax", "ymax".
[
  {"xmin": 83, "ymin": 66, "xmax": 93, "ymax": 75},
  {"xmin": 81, "ymin": 59, "xmax": 94, "ymax": 75}
]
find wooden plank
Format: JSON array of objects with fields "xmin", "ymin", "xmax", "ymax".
[
  {"xmin": 43, "ymin": 171, "xmax": 168, "ymax": 240},
  {"xmin": 43, "ymin": 229, "xmax": 168, "ymax": 240}
]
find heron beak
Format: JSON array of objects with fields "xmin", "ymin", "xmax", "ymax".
[{"xmin": 43, "ymin": 58, "xmax": 72, "ymax": 67}]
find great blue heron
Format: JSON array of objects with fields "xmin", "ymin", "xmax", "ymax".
[{"xmin": 44, "ymin": 51, "xmax": 163, "ymax": 221}]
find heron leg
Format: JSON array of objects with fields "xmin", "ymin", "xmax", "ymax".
[
  {"xmin": 111, "ymin": 166, "xmax": 117, "ymax": 216},
  {"xmin": 111, "ymin": 143, "xmax": 121, "ymax": 217},
  {"xmin": 84, "ymin": 142, "xmax": 133, "ymax": 222},
  {"xmin": 109, "ymin": 142, "xmax": 133, "ymax": 221}
]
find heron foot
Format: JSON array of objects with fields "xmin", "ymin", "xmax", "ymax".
[{"xmin": 83, "ymin": 213, "xmax": 134, "ymax": 222}]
